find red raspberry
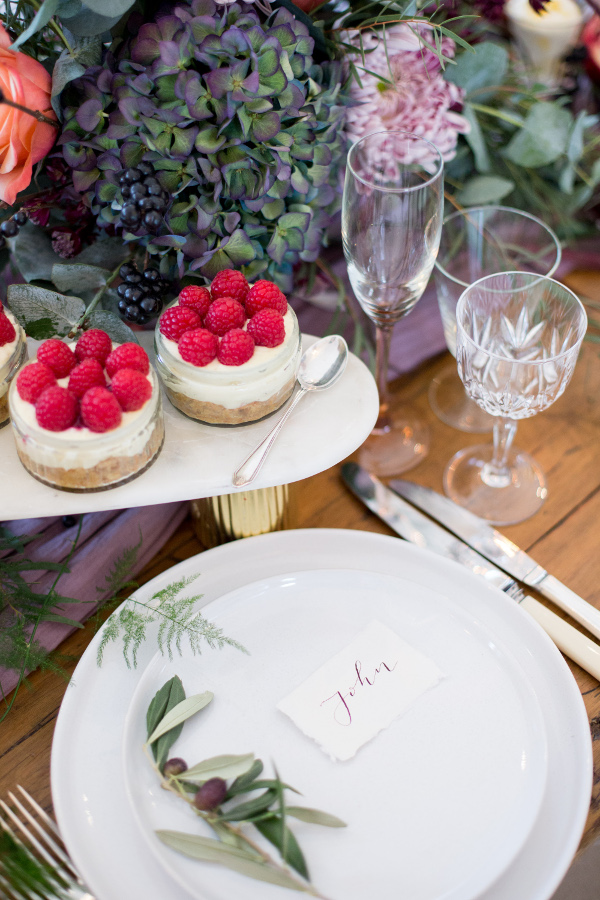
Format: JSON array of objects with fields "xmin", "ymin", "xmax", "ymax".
[
  {"xmin": 0, "ymin": 311, "xmax": 16, "ymax": 346},
  {"xmin": 35, "ymin": 386, "xmax": 78, "ymax": 432},
  {"xmin": 245, "ymin": 280, "xmax": 287, "ymax": 317},
  {"xmin": 111, "ymin": 368, "xmax": 152, "ymax": 412},
  {"xmin": 16, "ymin": 362, "xmax": 57, "ymax": 403},
  {"xmin": 204, "ymin": 298, "xmax": 246, "ymax": 336},
  {"xmin": 80, "ymin": 386, "xmax": 122, "ymax": 433},
  {"xmin": 178, "ymin": 286, "xmax": 212, "ymax": 317},
  {"xmin": 105, "ymin": 343, "xmax": 150, "ymax": 378},
  {"xmin": 68, "ymin": 358, "xmax": 106, "ymax": 398},
  {"xmin": 179, "ymin": 328, "xmax": 219, "ymax": 367},
  {"xmin": 217, "ymin": 329, "xmax": 255, "ymax": 366},
  {"xmin": 75, "ymin": 329, "xmax": 112, "ymax": 365},
  {"xmin": 247, "ymin": 309, "xmax": 286, "ymax": 348},
  {"xmin": 210, "ymin": 270, "xmax": 249, "ymax": 304},
  {"xmin": 159, "ymin": 306, "xmax": 202, "ymax": 341},
  {"xmin": 37, "ymin": 339, "xmax": 77, "ymax": 378}
]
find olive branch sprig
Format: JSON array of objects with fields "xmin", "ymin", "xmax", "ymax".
[{"xmin": 145, "ymin": 676, "xmax": 346, "ymax": 897}]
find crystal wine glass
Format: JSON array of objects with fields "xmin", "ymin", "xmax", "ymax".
[
  {"xmin": 430, "ymin": 206, "xmax": 561, "ymax": 432},
  {"xmin": 445, "ymin": 272, "xmax": 587, "ymax": 525},
  {"xmin": 342, "ymin": 130, "xmax": 444, "ymax": 476}
]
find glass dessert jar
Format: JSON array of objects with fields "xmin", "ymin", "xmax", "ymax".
[
  {"xmin": 0, "ymin": 309, "xmax": 27, "ymax": 429},
  {"xmin": 155, "ymin": 306, "xmax": 302, "ymax": 425},
  {"xmin": 8, "ymin": 365, "xmax": 164, "ymax": 492}
]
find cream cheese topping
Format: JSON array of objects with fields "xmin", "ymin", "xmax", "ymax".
[{"xmin": 0, "ymin": 310, "xmax": 23, "ymax": 392}]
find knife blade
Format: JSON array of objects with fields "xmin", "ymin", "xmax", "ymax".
[
  {"xmin": 342, "ymin": 462, "xmax": 600, "ymax": 682},
  {"xmin": 389, "ymin": 478, "xmax": 600, "ymax": 643}
]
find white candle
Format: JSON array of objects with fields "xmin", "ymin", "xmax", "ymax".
[{"xmin": 505, "ymin": 0, "xmax": 584, "ymax": 81}]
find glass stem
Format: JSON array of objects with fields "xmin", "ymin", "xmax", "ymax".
[
  {"xmin": 374, "ymin": 325, "xmax": 393, "ymax": 433},
  {"xmin": 481, "ymin": 418, "xmax": 517, "ymax": 489}
]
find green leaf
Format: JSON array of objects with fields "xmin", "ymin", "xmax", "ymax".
[
  {"xmin": 11, "ymin": 0, "xmax": 60, "ymax": 49},
  {"xmin": 12, "ymin": 224, "xmax": 64, "ymax": 283},
  {"xmin": 80, "ymin": 0, "xmax": 134, "ymax": 14},
  {"xmin": 51, "ymin": 264, "xmax": 111, "ymax": 294},
  {"xmin": 184, "ymin": 754, "xmax": 255, "ymax": 785},
  {"xmin": 457, "ymin": 175, "xmax": 515, "ymax": 205},
  {"xmin": 504, "ymin": 102, "xmax": 572, "ymax": 169},
  {"xmin": 228, "ymin": 759, "xmax": 264, "ymax": 796},
  {"xmin": 85, "ymin": 310, "xmax": 138, "ymax": 344},
  {"xmin": 146, "ymin": 692, "xmax": 213, "ymax": 746},
  {"xmin": 61, "ymin": 8, "xmax": 122, "ymax": 36},
  {"xmin": 445, "ymin": 43, "xmax": 508, "ymax": 98},
  {"xmin": 156, "ymin": 831, "xmax": 307, "ymax": 891},
  {"xmin": 25, "ymin": 318, "xmax": 58, "ymax": 341},
  {"xmin": 255, "ymin": 817, "xmax": 309, "ymax": 880},
  {"xmin": 7, "ymin": 286, "xmax": 85, "ymax": 338},
  {"xmin": 286, "ymin": 806, "xmax": 347, "ymax": 828},
  {"xmin": 76, "ymin": 239, "xmax": 129, "ymax": 270},
  {"xmin": 463, "ymin": 106, "xmax": 490, "ymax": 174},
  {"xmin": 146, "ymin": 676, "xmax": 185, "ymax": 742},
  {"xmin": 51, "ymin": 34, "xmax": 103, "ymax": 118},
  {"xmin": 219, "ymin": 789, "xmax": 277, "ymax": 822}
]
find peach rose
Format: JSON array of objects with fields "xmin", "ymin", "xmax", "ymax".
[{"xmin": 0, "ymin": 23, "xmax": 57, "ymax": 206}]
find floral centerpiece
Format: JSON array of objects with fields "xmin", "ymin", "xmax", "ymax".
[{"xmin": 0, "ymin": 0, "xmax": 596, "ymax": 345}]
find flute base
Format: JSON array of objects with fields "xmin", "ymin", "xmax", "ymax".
[
  {"xmin": 359, "ymin": 410, "xmax": 430, "ymax": 477},
  {"xmin": 444, "ymin": 443, "xmax": 547, "ymax": 525},
  {"xmin": 428, "ymin": 363, "xmax": 495, "ymax": 434}
]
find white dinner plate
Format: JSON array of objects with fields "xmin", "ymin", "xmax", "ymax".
[
  {"xmin": 122, "ymin": 567, "xmax": 548, "ymax": 900},
  {"xmin": 51, "ymin": 530, "xmax": 592, "ymax": 900}
]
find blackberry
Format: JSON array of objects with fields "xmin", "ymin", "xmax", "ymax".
[
  {"xmin": 116, "ymin": 262, "xmax": 170, "ymax": 325},
  {"xmin": 0, "ymin": 208, "xmax": 29, "ymax": 248},
  {"xmin": 115, "ymin": 161, "xmax": 170, "ymax": 235}
]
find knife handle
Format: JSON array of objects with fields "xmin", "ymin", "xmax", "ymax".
[
  {"xmin": 520, "ymin": 594, "xmax": 600, "ymax": 681},
  {"xmin": 538, "ymin": 574, "xmax": 600, "ymax": 643}
]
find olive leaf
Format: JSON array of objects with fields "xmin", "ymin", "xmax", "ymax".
[
  {"xmin": 146, "ymin": 676, "xmax": 185, "ymax": 771},
  {"xmin": 7, "ymin": 285, "xmax": 85, "ymax": 338},
  {"xmin": 146, "ymin": 692, "xmax": 214, "ymax": 747},
  {"xmin": 183, "ymin": 754, "xmax": 255, "ymax": 785},
  {"xmin": 286, "ymin": 807, "xmax": 347, "ymax": 828},
  {"xmin": 254, "ymin": 817, "xmax": 309, "ymax": 880},
  {"xmin": 218, "ymin": 789, "xmax": 278, "ymax": 822},
  {"xmin": 227, "ymin": 759, "xmax": 264, "ymax": 796},
  {"xmin": 155, "ymin": 832, "xmax": 309, "ymax": 891}
]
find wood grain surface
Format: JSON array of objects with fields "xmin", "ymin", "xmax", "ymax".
[{"xmin": 2, "ymin": 272, "xmax": 600, "ymax": 883}]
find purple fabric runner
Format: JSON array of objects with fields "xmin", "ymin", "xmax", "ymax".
[{"xmin": 0, "ymin": 501, "xmax": 188, "ymax": 696}]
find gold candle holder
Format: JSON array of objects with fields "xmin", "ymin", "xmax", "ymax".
[{"xmin": 191, "ymin": 484, "xmax": 292, "ymax": 549}]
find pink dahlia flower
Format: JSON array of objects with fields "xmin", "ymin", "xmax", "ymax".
[{"xmin": 345, "ymin": 25, "xmax": 470, "ymax": 171}]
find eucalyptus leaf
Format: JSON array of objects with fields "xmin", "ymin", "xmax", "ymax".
[
  {"xmin": 81, "ymin": 0, "xmax": 135, "ymax": 15},
  {"xmin": 184, "ymin": 754, "xmax": 255, "ymax": 784},
  {"xmin": 52, "ymin": 264, "xmax": 111, "ymax": 294},
  {"xmin": 504, "ymin": 103, "xmax": 572, "ymax": 169},
  {"xmin": 457, "ymin": 175, "xmax": 514, "ymax": 205},
  {"xmin": 146, "ymin": 692, "xmax": 214, "ymax": 746},
  {"xmin": 62, "ymin": 8, "xmax": 123, "ymax": 35},
  {"xmin": 156, "ymin": 831, "xmax": 308, "ymax": 890},
  {"xmin": 11, "ymin": 0, "xmax": 60, "ymax": 49},
  {"xmin": 446, "ymin": 43, "xmax": 508, "ymax": 98},
  {"xmin": 463, "ymin": 106, "xmax": 490, "ymax": 174},
  {"xmin": 76, "ymin": 239, "xmax": 130, "ymax": 270},
  {"xmin": 286, "ymin": 807, "xmax": 347, "ymax": 828},
  {"xmin": 85, "ymin": 310, "xmax": 138, "ymax": 344},
  {"xmin": 12, "ymin": 224, "xmax": 65, "ymax": 283},
  {"xmin": 7, "ymin": 285, "xmax": 85, "ymax": 338}
]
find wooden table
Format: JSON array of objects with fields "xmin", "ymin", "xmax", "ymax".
[{"xmin": 2, "ymin": 269, "xmax": 600, "ymax": 886}]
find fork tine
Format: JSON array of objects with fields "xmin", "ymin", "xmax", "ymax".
[
  {"xmin": 16, "ymin": 790, "xmax": 60, "ymax": 840},
  {"xmin": 0, "ymin": 801, "xmax": 57, "ymax": 872},
  {"xmin": 6, "ymin": 794, "xmax": 71, "ymax": 872}
]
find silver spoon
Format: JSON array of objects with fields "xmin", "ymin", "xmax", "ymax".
[{"xmin": 232, "ymin": 334, "xmax": 349, "ymax": 487}]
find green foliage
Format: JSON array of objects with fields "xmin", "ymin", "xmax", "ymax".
[
  {"xmin": 0, "ymin": 831, "xmax": 68, "ymax": 899},
  {"xmin": 148, "ymin": 677, "xmax": 345, "ymax": 896},
  {"xmin": 96, "ymin": 574, "xmax": 247, "ymax": 669}
]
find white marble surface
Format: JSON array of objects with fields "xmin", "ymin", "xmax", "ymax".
[{"xmin": 0, "ymin": 333, "xmax": 378, "ymax": 518}]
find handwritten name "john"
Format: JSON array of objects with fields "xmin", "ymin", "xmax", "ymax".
[{"xmin": 320, "ymin": 658, "xmax": 397, "ymax": 727}]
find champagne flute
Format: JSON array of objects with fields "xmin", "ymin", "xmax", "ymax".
[
  {"xmin": 445, "ymin": 272, "xmax": 587, "ymax": 524},
  {"xmin": 342, "ymin": 130, "xmax": 444, "ymax": 476}
]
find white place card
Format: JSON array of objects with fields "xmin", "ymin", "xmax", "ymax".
[{"xmin": 277, "ymin": 620, "xmax": 444, "ymax": 761}]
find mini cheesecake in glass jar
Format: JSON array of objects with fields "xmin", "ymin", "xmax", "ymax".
[
  {"xmin": 155, "ymin": 274, "xmax": 301, "ymax": 426},
  {"xmin": 9, "ymin": 331, "xmax": 164, "ymax": 491},
  {"xmin": 0, "ymin": 306, "xmax": 27, "ymax": 429}
]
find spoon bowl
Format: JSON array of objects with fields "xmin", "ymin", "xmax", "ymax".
[{"xmin": 232, "ymin": 335, "xmax": 349, "ymax": 487}]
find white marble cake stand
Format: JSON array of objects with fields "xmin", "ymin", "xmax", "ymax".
[{"xmin": 0, "ymin": 333, "xmax": 378, "ymax": 518}]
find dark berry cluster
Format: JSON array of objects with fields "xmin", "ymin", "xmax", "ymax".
[
  {"xmin": 117, "ymin": 262, "xmax": 170, "ymax": 325},
  {"xmin": 0, "ymin": 209, "xmax": 28, "ymax": 250},
  {"xmin": 118, "ymin": 162, "xmax": 169, "ymax": 234}
]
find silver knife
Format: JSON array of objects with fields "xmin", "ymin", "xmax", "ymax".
[
  {"xmin": 389, "ymin": 478, "xmax": 600, "ymax": 643},
  {"xmin": 342, "ymin": 462, "xmax": 600, "ymax": 682}
]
